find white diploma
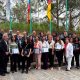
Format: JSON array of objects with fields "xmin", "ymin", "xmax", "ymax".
[
  {"xmin": 12, "ymin": 48, "xmax": 19, "ymax": 54},
  {"xmin": 42, "ymin": 48, "xmax": 49, "ymax": 53},
  {"xmin": 56, "ymin": 45, "xmax": 62, "ymax": 49},
  {"xmin": 34, "ymin": 49, "xmax": 40, "ymax": 54}
]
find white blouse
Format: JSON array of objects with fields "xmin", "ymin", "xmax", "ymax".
[
  {"xmin": 42, "ymin": 41, "xmax": 49, "ymax": 48},
  {"xmin": 47, "ymin": 40, "xmax": 55, "ymax": 49},
  {"xmin": 42, "ymin": 41, "xmax": 49, "ymax": 53},
  {"xmin": 55, "ymin": 40, "xmax": 64, "ymax": 50},
  {"xmin": 55, "ymin": 42, "xmax": 62, "ymax": 50}
]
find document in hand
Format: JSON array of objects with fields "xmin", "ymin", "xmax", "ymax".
[{"xmin": 12, "ymin": 48, "xmax": 19, "ymax": 54}]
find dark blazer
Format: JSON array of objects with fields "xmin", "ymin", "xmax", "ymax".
[
  {"xmin": 0, "ymin": 32, "xmax": 3, "ymax": 40},
  {"xmin": 0, "ymin": 39, "xmax": 7, "ymax": 56}
]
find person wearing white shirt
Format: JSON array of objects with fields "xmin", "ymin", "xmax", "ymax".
[
  {"xmin": 55, "ymin": 36, "xmax": 64, "ymax": 70},
  {"xmin": 65, "ymin": 38, "xmax": 73, "ymax": 71},
  {"xmin": 42, "ymin": 36, "xmax": 49, "ymax": 69},
  {"xmin": 47, "ymin": 35, "xmax": 55, "ymax": 70}
]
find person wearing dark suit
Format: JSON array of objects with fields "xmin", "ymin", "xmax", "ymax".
[
  {"xmin": 0, "ymin": 32, "xmax": 3, "ymax": 41},
  {"xmin": 15, "ymin": 31, "xmax": 21, "ymax": 70},
  {"xmin": 17, "ymin": 35, "xmax": 23, "ymax": 70},
  {"xmin": 0, "ymin": 33, "xmax": 9, "ymax": 76},
  {"xmin": 73, "ymin": 37, "xmax": 80, "ymax": 69}
]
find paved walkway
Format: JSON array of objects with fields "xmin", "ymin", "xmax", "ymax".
[{"xmin": 0, "ymin": 67, "xmax": 80, "ymax": 80}]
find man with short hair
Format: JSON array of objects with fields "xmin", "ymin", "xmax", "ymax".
[
  {"xmin": 0, "ymin": 29, "xmax": 3, "ymax": 41},
  {"xmin": 0, "ymin": 33, "xmax": 9, "ymax": 76}
]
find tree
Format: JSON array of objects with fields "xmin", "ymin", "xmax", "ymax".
[
  {"xmin": 13, "ymin": 2, "xmax": 27, "ymax": 23},
  {"xmin": 51, "ymin": 0, "xmax": 80, "ymax": 30},
  {"xmin": 0, "ymin": 1, "xmax": 6, "ymax": 22}
]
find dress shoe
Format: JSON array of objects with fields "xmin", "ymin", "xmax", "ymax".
[
  {"xmin": 66, "ymin": 69, "xmax": 70, "ymax": 71},
  {"xmin": 76, "ymin": 67, "xmax": 79, "ymax": 69},
  {"xmin": 21, "ymin": 70, "xmax": 24, "ymax": 73},
  {"xmin": 15, "ymin": 70, "xmax": 17, "ymax": 72},
  {"xmin": 11, "ymin": 71, "xmax": 14, "ymax": 73},
  {"xmin": 18, "ymin": 68, "xmax": 21, "ymax": 71},
  {"xmin": 25, "ymin": 70, "xmax": 28, "ymax": 74},
  {"xmin": 0, "ymin": 73, "xmax": 5, "ymax": 76},
  {"xmin": 5, "ymin": 71, "xmax": 10, "ymax": 74}
]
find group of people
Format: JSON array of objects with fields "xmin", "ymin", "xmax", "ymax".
[{"xmin": 0, "ymin": 30, "xmax": 80, "ymax": 76}]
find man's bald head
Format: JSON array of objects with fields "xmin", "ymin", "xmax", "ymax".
[
  {"xmin": 16, "ymin": 31, "xmax": 20, "ymax": 35},
  {"xmin": 33, "ymin": 31, "xmax": 36, "ymax": 36}
]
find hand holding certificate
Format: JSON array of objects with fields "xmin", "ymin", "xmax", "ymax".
[
  {"xmin": 12, "ymin": 48, "xmax": 19, "ymax": 54},
  {"xmin": 34, "ymin": 48, "xmax": 40, "ymax": 54},
  {"xmin": 42, "ymin": 48, "xmax": 49, "ymax": 53}
]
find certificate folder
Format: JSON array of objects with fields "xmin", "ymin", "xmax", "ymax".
[{"xmin": 12, "ymin": 48, "xmax": 19, "ymax": 54}]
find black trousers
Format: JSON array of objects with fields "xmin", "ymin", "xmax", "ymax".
[
  {"xmin": 71, "ymin": 56, "xmax": 74, "ymax": 67},
  {"xmin": 74, "ymin": 50, "xmax": 79, "ymax": 67},
  {"xmin": 18, "ymin": 54, "xmax": 22, "ymax": 70},
  {"xmin": 42, "ymin": 52, "xmax": 48, "ymax": 69},
  {"xmin": 10, "ymin": 54, "xmax": 18, "ymax": 72},
  {"xmin": 29, "ymin": 53, "xmax": 33, "ymax": 63},
  {"xmin": 55, "ymin": 50, "xmax": 63, "ymax": 67},
  {"xmin": 0, "ymin": 55, "xmax": 9, "ymax": 74},
  {"xmin": 22, "ymin": 56, "xmax": 31, "ymax": 71},
  {"xmin": 18, "ymin": 48, "xmax": 22, "ymax": 70},
  {"xmin": 48, "ymin": 49, "xmax": 54, "ymax": 68}
]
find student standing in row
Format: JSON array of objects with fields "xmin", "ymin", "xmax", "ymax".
[
  {"xmin": 21, "ymin": 38, "xmax": 32, "ymax": 73},
  {"xmin": 73, "ymin": 37, "xmax": 80, "ymax": 69},
  {"xmin": 47, "ymin": 35, "xmax": 55, "ymax": 70},
  {"xmin": 0, "ymin": 33, "xmax": 9, "ymax": 76},
  {"xmin": 65, "ymin": 38, "xmax": 73, "ymax": 71},
  {"xmin": 42, "ymin": 36, "xmax": 49, "ymax": 70},
  {"xmin": 34, "ymin": 36, "xmax": 42, "ymax": 70},
  {"xmin": 9, "ymin": 35, "xmax": 19, "ymax": 73},
  {"xmin": 55, "ymin": 36, "xmax": 64, "ymax": 70}
]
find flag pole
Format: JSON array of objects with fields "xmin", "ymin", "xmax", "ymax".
[
  {"xmin": 30, "ymin": 4, "xmax": 32, "ymax": 34},
  {"xmin": 10, "ymin": 16, "xmax": 12, "ymax": 31},
  {"xmin": 27, "ymin": 0, "xmax": 32, "ymax": 34},
  {"xmin": 50, "ymin": 0, "xmax": 52, "ymax": 34},
  {"xmin": 9, "ymin": 0, "xmax": 12, "ymax": 32},
  {"xmin": 50, "ymin": 17, "xmax": 52, "ymax": 34},
  {"xmin": 66, "ymin": 0, "xmax": 68, "ymax": 32}
]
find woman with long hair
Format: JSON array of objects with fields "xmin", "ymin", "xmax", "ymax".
[
  {"xmin": 21, "ymin": 37, "xmax": 32, "ymax": 73},
  {"xmin": 55, "ymin": 36, "xmax": 64, "ymax": 70},
  {"xmin": 42, "ymin": 36, "xmax": 49, "ymax": 70},
  {"xmin": 9, "ymin": 35, "xmax": 19, "ymax": 73},
  {"xmin": 34, "ymin": 36, "xmax": 42, "ymax": 70},
  {"xmin": 47, "ymin": 35, "xmax": 55, "ymax": 70}
]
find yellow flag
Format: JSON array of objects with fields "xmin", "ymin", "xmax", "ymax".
[{"xmin": 47, "ymin": 3, "xmax": 51, "ymax": 21}]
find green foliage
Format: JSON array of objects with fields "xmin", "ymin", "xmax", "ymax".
[
  {"xmin": 0, "ymin": 1, "xmax": 6, "ymax": 17},
  {"xmin": 67, "ymin": 0, "xmax": 80, "ymax": 10},
  {"xmin": 76, "ymin": 26, "xmax": 80, "ymax": 34},
  {"xmin": 0, "ymin": 22, "xmax": 65, "ymax": 33},
  {"xmin": 13, "ymin": 3, "xmax": 27, "ymax": 22}
]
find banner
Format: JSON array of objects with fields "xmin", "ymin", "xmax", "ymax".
[
  {"xmin": 47, "ymin": 0, "xmax": 51, "ymax": 21},
  {"xmin": 27, "ymin": 0, "xmax": 30, "ymax": 23}
]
